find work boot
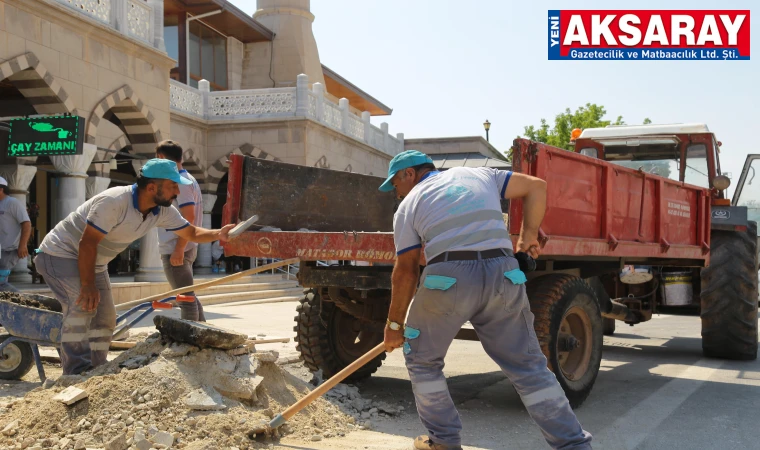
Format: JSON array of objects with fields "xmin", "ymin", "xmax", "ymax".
[{"xmin": 413, "ymin": 435, "xmax": 463, "ymax": 450}]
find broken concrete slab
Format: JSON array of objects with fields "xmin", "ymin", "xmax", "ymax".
[
  {"xmin": 1, "ymin": 419, "xmax": 18, "ymax": 436},
  {"xmin": 184, "ymin": 385, "xmax": 226, "ymax": 411},
  {"xmin": 153, "ymin": 316, "xmax": 247, "ymax": 350},
  {"xmin": 151, "ymin": 431, "xmax": 174, "ymax": 447},
  {"xmin": 53, "ymin": 386, "xmax": 88, "ymax": 405},
  {"xmin": 104, "ymin": 433, "xmax": 128, "ymax": 450}
]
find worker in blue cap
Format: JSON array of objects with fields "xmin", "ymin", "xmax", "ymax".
[
  {"xmin": 379, "ymin": 150, "xmax": 592, "ymax": 450},
  {"xmin": 35, "ymin": 158, "xmax": 235, "ymax": 375}
]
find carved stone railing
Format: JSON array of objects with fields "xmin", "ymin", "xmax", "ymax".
[
  {"xmin": 169, "ymin": 80, "xmax": 203, "ymax": 116},
  {"xmin": 55, "ymin": 0, "xmax": 158, "ymax": 48},
  {"xmin": 170, "ymin": 74, "xmax": 404, "ymax": 157},
  {"xmin": 209, "ymin": 88, "xmax": 296, "ymax": 117}
]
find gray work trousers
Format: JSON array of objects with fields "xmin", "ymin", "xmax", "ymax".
[
  {"xmin": 0, "ymin": 250, "xmax": 20, "ymax": 292},
  {"xmin": 34, "ymin": 253, "xmax": 115, "ymax": 375},
  {"xmin": 160, "ymin": 247, "xmax": 205, "ymax": 322},
  {"xmin": 403, "ymin": 256, "xmax": 592, "ymax": 449}
]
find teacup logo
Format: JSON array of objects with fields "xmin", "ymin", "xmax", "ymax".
[{"xmin": 30, "ymin": 122, "xmax": 71, "ymax": 139}]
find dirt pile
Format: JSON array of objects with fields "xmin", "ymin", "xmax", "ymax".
[
  {"xmin": 0, "ymin": 292, "xmax": 56, "ymax": 311},
  {"xmin": 0, "ymin": 333, "xmax": 354, "ymax": 450}
]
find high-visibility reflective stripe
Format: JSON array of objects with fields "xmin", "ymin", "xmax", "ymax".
[
  {"xmin": 89, "ymin": 341, "xmax": 111, "ymax": 351},
  {"xmin": 413, "ymin": 379, "xmax": 448, "ymax": 395},
  {"xmin": 66, "ymin": 316, "xmax": 89, "ymax": 326},
  {"xmin": 521, "ymin": 384, "xmax": 565, "ymax": 407},
  {"xmin": 88, "ymin": 329, "xmax": 113, "ymax": 338},
  {"xmin": 60, "ymin": 332, "xmax": 88, "ymax": 343},
  {"xmin": 425, "ymin": 228, "xmax": 510, "ymax": 260},
  {"xmin": 425, "ymin": 210, "xmax": 505, "ymax": 241}
]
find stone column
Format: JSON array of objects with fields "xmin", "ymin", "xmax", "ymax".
[
  {"xmin": 134, "ymin": 228, "xmax": 166, "ymax": 282},
  {"xmin": 195, "ymin": 193, "xmax": 217, "ymax": 274},
  {"xmin": 0, "ymin": 165, "xmax": 37, "ymax": 283},
  {"xmin": 85, "ymin": 176, "xmax": 112, "ymax": 200},
  {"xmin": 50, "ymin": 144, "xmax": 97, "ymax": 225},
  {"xmin": 149, "ymin": 0, "xmax": 166, "ymax": 52}
]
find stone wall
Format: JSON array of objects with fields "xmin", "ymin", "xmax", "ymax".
[
  {"xmin": 0, "ymin": 0, "xmax": 175, "ymax": 154},
  {"xmin": 404, "ymin": 136, "xmax": 506, "ymax": 160},
  {"xmin": 227, "ymin": 36, "xmax": 244, "ymax": 90}
]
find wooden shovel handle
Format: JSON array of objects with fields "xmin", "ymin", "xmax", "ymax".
[
  {"xmin": 115, "ymin": 258, "xmax": 300, "ymax": 311},
  {"xmin": 282, "ymin": 343, "xmax": 386, "ymax": 421}
]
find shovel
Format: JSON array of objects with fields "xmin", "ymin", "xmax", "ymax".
[{"xmin": 251, "ymin": 342, "xmax": 387, "ymax": 437}]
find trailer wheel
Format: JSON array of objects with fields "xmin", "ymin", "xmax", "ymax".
[
  {"xmin": 0, "ymin": 336, "xmax": 34, "ymax": 380},
  {"xmin": 602, "ymin": 318, "xmax": 616, "ymax": 336},
  {"xmin": 701, "ymin": 221, "xmax": 759, "ymax": 360},
  {"xmin": 294, "ymin": 288, "xmax": 385, "ymax": 381},
  {"xmin": 527, "ymin": 274, "xmax": 603, "ymax": 408}
]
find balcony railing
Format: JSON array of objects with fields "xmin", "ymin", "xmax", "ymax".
[
  {"xmin": 169, "ymin": 75, "xmax": 404, "ymax": 157},
  {"xmin": 55, "ymin": 0, "xmax": 157, "ymax": 47}
]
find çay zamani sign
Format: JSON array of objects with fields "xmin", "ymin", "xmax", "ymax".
[{"xmin": 6, "ymin": 115, "xmax": 85, "ymax": 157}]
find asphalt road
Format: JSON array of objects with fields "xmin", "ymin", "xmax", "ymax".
[{"xmin": 10, "ymin": 302, "xmax": 760, "ymax": 450}]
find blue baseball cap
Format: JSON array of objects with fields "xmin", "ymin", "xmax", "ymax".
[
  {"xmin": 378, "ymin": 150, "xmax": 434, "ymax": 192},
  {"xmin": 141, "ymin": 159, "xmax": 193, "ymax": 185}
]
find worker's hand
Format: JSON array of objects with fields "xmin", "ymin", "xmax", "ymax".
[
  {"xmin": 77, "ymin": 284, "xmax": 100, "ymax": 312},
  {"xmin": 517, "ymin": 233, "xmax": 541, "ymax": 260},
  {"xmin": 218, "ymin": 224, "xmax": 235, "ymax": 243},
  {"xmin": 17, "ymin": 246, "xmax": 28, "ymax": 259},
  {"xmin": 384, "ymin": 325, "xmax": 405, "ymax": 353},
  {"xmin": 170, "ymin": 249, "xmax": 185, "ymax": 267}
]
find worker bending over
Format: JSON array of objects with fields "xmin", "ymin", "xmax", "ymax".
[
  {"xmin": 35, "ymin": 158, "xmax": 233, "ymax": 375},
  {"xmin": 379, "ymin": 150, "xmax": 592, "ymax": 450}
]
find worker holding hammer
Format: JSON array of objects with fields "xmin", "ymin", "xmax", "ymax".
[
  {"xmin": 35, "ymin": 158, "xmax": 234, "ymax": 375},
  {"xmin": 379, "ymin": 150, "xmax": 592, "ymax": 450}
]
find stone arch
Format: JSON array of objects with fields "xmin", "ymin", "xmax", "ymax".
[
  {"xmin": 0, "ymin": 52, "xmax": 77, "ymax": 116},
  {"xmin": 89, "ymin": 134, "xmax": 133, "ymax": 177},
  {"xmin": 85, "ymin": 85, "xmax": 163, "ymax": 167},
  {"xmin": 182, "ymin": 148, "xmax": 206, "ymax": 184},
  {"xmin": 206, "ymin": 143, "xmax": 281, "ymax": 194}
]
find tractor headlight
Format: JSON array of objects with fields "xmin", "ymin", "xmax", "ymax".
[{"xmin": 713, "ymin": 175, "xmax": 731, "ymax": 191}]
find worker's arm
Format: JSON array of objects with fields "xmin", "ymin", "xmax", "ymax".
[
  {"xmin": 17, "ymin": 221, "xmax": 31, "ymax": 259},
  {"xmin": 78, "ymin": 225, "xmax": 107, "ymax": 312},
  {"xmin": 170, "ymin": 204, "xmax": 195, "ymax": 266},
  {"xmin": 174, "ymin": 223, "xmax": 235, "ymax": 244},
  {"xmin": 384, "ymin": 247, "xmax": 421, "ymax": 352},
  {"xmin": 503, "ymin": 172, "xmax": 547, "ymax": 259}
]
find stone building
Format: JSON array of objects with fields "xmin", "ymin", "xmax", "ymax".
[{"xmin": 0, "ymin": 0, "xmax": 402, "ymax": 282}]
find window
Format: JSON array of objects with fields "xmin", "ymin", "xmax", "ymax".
[
  {"xmin": 188, "ymin": 20, "xmax": 227, "ymax": 91},
  {"xmin": 164, "ymin": 16, "xmax": 179, "ymax": 67},
  {"xmin": 684, "ymin": 144, "xmax": 710, "ymax": 188}
]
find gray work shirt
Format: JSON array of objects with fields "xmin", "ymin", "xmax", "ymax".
[
  {"xmin": 39, "ymin": 184, "xmax": 189, "ymax": 272},
  {"xmin": 158, "ymin": 170, "xmax": 203, "ymax": 255},
  {"xmin": 393, "ymin": 167, "xmax": 513, "ymax": 262},
  {"xmin": 0, "ymin": 196, "xmax": 30, "ymax": 251}
]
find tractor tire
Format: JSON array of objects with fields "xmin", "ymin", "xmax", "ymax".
[
  {"xmin": 602, "ymin": 318, "xmax": 616, "ymax": 336},
  {"xmin": 294, "ymin": 288, "xmax": 385, "ymax": 381},
  {"xmin": 700, "ymin": 221, "xmax": 759, "ymax": 360},
  {"xmin": 0, "ymin": 336, "xmax": 34, "ymax": 381},
  {"xmin": 527, "ymin": 274, "xmax": 603, "ymax": 408}
]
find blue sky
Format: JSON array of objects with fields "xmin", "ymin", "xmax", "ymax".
[{"xmin": 234, "ymin": 0, "xmax": 757, "ymax": 197}]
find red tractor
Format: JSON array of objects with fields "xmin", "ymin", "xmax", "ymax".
[{"xmin": 223, "ymin": 123, "xmax": 758, "ymax": 407}]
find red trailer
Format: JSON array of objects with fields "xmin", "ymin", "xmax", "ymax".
[{"xmin": 223, "ymin": 123, "xmax": 758, "ymax": 407}]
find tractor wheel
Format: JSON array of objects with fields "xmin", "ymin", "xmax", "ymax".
[
  {"xmin": 700, "ymin": 221, "xmax": 759, "ymax": 360},
  {"xmin": 294, "ymin": 288, "xmax": 385, "ymax": 381},
  {"xmin": 602, "ymin": 318, "xmax": 616, "ymax": 336},
  {"xmin": 527, "ymin": 274, "xmax": 603, "ymax": 408},
  {"xmin": 0, "ymin": 336, "xmax": 34, "ymax": 381}
]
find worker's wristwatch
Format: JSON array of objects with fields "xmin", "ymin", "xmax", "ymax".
[{"xmin": 386, "ymin": 319, "xmax": 404, "ymax": 331}]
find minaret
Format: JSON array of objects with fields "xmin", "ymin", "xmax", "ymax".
[{"xmin": 253, "ymin": 0, "xmax": 326, "ymax": 86}]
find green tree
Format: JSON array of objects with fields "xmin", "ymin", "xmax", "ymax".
[
  {"xmin": 521, "ymin": 103, "xmax": 625, "ymax": 151},
  {"xmin": 520, "ymin": 105, "xmax": 671, "ymax": 178}
]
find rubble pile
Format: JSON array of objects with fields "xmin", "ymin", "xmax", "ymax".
[
  {"xmin": 325, "ymin": 384, "xmax": 404, "ymax": 424},
  {"xmin": 0, "ymin": 333, "xmax": 355, "ymax": 450}
]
